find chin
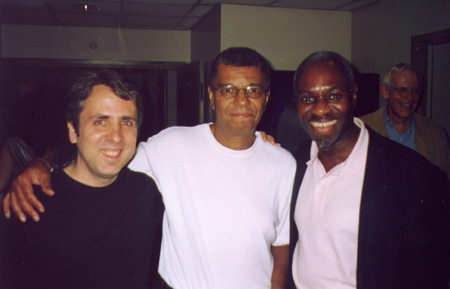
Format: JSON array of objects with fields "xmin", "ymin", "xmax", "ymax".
[
  {"xmin": 231, "ymin": 123, "xmax": 256, "ymax": 134},
  {"xmin": 99, "ymin": 166, "xmax": 124, "ymax": 178},
  {"xmin": 315, "ymin": 137, "xmax": 334, "ymax": 149}
]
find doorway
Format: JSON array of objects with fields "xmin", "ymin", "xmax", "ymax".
[
  {"xmin": 0, "ymin": 59, "xmax": 181, "ymax": 144},
  {"xmin": 411, "ymin": 28, "xmax": 450, "ymax": 134}
]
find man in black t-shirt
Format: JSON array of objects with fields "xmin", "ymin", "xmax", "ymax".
[{"xmin": 0, "ymin": 70, "xmax": 164, "ymax": 289}]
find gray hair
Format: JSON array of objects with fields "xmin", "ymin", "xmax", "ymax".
[{"xmin": 382, "ymin": 63, "xmax": 422, "ymax": 87}]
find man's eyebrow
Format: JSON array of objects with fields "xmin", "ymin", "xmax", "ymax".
[
  {"xmin": 89, "ymin": 114, "xmax": 111, "ymax": 120},
  {"xmin": 89, "ymin": 114, "xmax": 136, "ymax": 121},
  {"xmin": 121, "ymin": 116, "xmax": 137, "ymax": 121},
  {"xmin": 219, "ymin": 83, "xmax": 264, "ymax": 87}
]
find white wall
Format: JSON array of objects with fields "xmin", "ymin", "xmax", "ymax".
[
  {"xmin": 1, "ymin": 24, "xmax": 190, "ymax": 62},
  {"xmin": 220, "ymin": 4, "xmax": 352, "ymax": 71},
  {"xmin": 352, "ymin": 0, "xmax": 450, "ymax": 75}
]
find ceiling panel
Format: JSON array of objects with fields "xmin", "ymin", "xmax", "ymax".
[
  {"xmin": 201, "ymin": 0, "xmax": 274, "ymax": 5},
  {"xmin": 123, "ymin": 3, "xmax": 194, "ymax": 16},
  {"xmin": 58, "ymin": 12, "xmax": 120, "ymax": 28},
  {"xmin": 47, "ymin": 1, "xmax": 122, "ymax": 14},
  {"xmin": 0, "ymin": 0, "xmax": 380, "ymax": 30}
]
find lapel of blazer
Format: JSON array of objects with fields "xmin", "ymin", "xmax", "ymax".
[
  {"xmin": 291, "ymin": 141, "xmax": 311, "ymax": 225},
  {"xmin": 288, "ymin": 140, "xmax": 311, "ymax": 289},
  {"xmin": 356, "ymin": 128, "xmax": 391, "ymax": 289}
]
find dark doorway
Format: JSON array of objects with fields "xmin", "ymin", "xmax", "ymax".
[
  {"xmin": 0, "ymin": 59, "xmax": 175, "ymax": 144},
  {"xmin": 411, "ymin": 28, "xmax": 450, "ymax": 134}
]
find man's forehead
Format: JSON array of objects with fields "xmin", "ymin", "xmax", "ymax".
[
  {"xmin": 303, "ymin": 86, "xmax": 339, "ymax": 93},
  {"xmin": 89, "ymin": 85, "xmax": 133, "ymax": 102},
  {"xmin": 219, "ymin": 63, "xmax": 261, "ymax": 70},
  {"xmin": 83, "ymin": 85, "xmax": 137, "ymax": 113},
  {"xmin": 391, "ymin": 70, "xmax": 420, "ymax": 85},
  {"xmin": 309, "ymin": 60, "xmax": 343, "ymax": 73}
]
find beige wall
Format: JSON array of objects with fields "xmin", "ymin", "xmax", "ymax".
[
  {"xmin": 1, "ymin": 24, "xmax": 190, "ymax": 62},
  {"xmin": 352, "ymin": 0, "xmax": 450, "ymax": 75},
  {"xmin": 220, "ymin": 4, "xmax": 352, "ymax": 71},
  {"xmin": 191, "ymin": 5, "xmax": 221, "ymax": 63},
  {"xmin": 1, "ymin": 5, "xmax": 352, "ymax": 70}
]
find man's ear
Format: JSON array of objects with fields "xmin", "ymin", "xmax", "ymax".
[
  {"xmin": 263, "ymin": 91, "xmax": 270, "ymax": 111},
  {"xmin": 208, "ymin": 87, "xmax": 215, "ymax": 110},
  {"xmin": 351, "ymin": 85, "xmax": 358, "ymax": 107},
  {"xmin": 380, "ymin": 84, "xmax": 390, "ymax": 101},
  {"xmin": 67, "ymin": 122, "xmax": 78, "ymax": 144}
]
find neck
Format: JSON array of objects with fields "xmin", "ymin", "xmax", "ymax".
[
  {"xmin": 63, "ymin": 162, "xmax": 117, "ymax": 188},
  {"xmin": 210, "ymin": 124, "xmax": 256, "ymax": 150},
  {"xmin": 386, "ymin": 107, "xmax": 412, "ymax": 135},
  {"xmin": 318, "ymin": 124, "xmax": 360, "ymax": 172}
]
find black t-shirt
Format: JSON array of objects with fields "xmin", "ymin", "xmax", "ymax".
[{"xmin": 0, "ymin": 167, "xmax": 164, "ymax": 289}]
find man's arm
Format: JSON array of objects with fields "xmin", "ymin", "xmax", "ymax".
[
  {"xmin": 270, "ymin": 244, "xmax": 289, "ymax": 289},
  {"xmin": 0, "ymin": 143, "xmax": 14, "ymax": 192},
  {"xmin": 3, "ymin": 157, "xmax": 54, "ymax": 222}
]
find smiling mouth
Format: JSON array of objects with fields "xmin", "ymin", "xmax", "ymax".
[
  {"xmin": 400, "ymin": 103, "xmax": 413, "ymax": 108},
  {"xmin": 231, "ymin": 113, "xmax": 253, "ymax": 118},
  {"xmin": 101, "ymin": 149, "xmax": 121, "ymax": 157},
  {"xmin": 311, "ymin": 120, "xmax": 337, "ymax": 128}
]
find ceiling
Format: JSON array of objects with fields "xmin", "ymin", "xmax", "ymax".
[{"xmin": 0, "ymin": 0, "xmax": 379, "ymax": 31}]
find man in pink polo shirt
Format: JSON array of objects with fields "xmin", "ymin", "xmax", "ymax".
[{"xmin": 288, "ymin": 51, "xmax": 449, "ymax": 289}]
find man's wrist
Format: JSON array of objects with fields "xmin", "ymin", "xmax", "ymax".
[{"xmin": 35, "ymin": 157, "xmax": 55, "ymax": 173}]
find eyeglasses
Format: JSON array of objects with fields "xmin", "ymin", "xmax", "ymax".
[
  {"xmin": 213, "ymin": 84, "xmax": 266, "ymax": 99},
  {"xmin": 389, "ymin": 86, "xmax": 422, "ymax": 96}
]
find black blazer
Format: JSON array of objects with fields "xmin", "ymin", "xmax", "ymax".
[{"xmin": 288, "ymin": 128, "xmax": 450, "ymax": 289}]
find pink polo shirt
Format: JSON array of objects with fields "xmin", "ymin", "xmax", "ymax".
[{"xmin": 292, "ymin": 118, "xmax": 369, "ymax": 289}]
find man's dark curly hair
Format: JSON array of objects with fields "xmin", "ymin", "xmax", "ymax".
[
  {"xmin": 65, "ymin": 69, "xmax": 144, "ymax": 135},
  {"xmin": 208, "ymin": 47, "xmax": 272, "ymax": 91}
]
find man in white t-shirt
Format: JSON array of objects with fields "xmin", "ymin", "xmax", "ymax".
[
  {"xmin": 129, "ymin": 47, "xmax": 296, "ymax": 289},
  {"xmin": 4, "ymin": 48, "xmax": 296, "ymax": 289}
]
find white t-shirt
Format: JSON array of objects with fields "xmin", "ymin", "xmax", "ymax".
[{"xmin": 129, "ymin": 124, "xmax": 296, "ymax": 289}]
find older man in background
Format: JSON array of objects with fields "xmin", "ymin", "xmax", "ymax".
[{"xmin": 361, "ymin": 63, "xmax": 450, "ymax": 179}]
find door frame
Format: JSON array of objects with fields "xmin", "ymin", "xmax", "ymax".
[{"xmin": 411, "ymin": 28, "xmax": 450, "ymax": 115}]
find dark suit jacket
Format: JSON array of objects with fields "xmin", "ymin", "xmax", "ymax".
[{"xmin": 288, "ymin": 128, "xmax": 450, "ymax": 289}]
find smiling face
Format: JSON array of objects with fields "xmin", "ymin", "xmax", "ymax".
[
  {"xmin": 208, "ymin": 64, "xmax": 269, "ymax": 141},
  {"xmin": 296, "ymin": 61, "xmax": 357, "ymax": 149},
  {"xmin": 66, "ymin": 84, "xmax": 138, "ymax": 187},
  {"xmin": 382, "ymin": 69, "xmax": 421, "ymax": 122}
]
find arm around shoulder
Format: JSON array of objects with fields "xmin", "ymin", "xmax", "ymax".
[{"xmin": 3, "ymin": 157, "xmax": 54, "ymax": 222}]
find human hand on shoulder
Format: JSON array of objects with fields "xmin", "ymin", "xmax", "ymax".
[
  {"xmin": 260, "ymin": 132, "xmax": 281, "ymax": 147},
  {"xmin": 3, "ymin": 157, "xmax": 55, "ymax": 222}
]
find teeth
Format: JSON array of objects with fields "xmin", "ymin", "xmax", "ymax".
[
  {"xmin": 311, "ymin": 120, "xmax": 337, "ymax": 128},
  {"xmin": 102, "ymin": 150, "xmax": 120, "ymax": 157},
  {"xmin": 400, "ymin": 103, "xmax": 412, "ymax": 107}
]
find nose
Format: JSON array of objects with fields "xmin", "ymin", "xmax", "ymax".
[
  {"xmin": 233, "ymin": 88, "xmax": 251, "ymax": 106},
  {"xmin": 108, "ymin": 123, "xmax": 123, "ymax": 143},
  {"xmin": 312, "ymin": 96, "xmax": 331, "ymax": 116},
  {"xmin": 405, "ymin": 89, "xmax": 414, "ymax": 101}
]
